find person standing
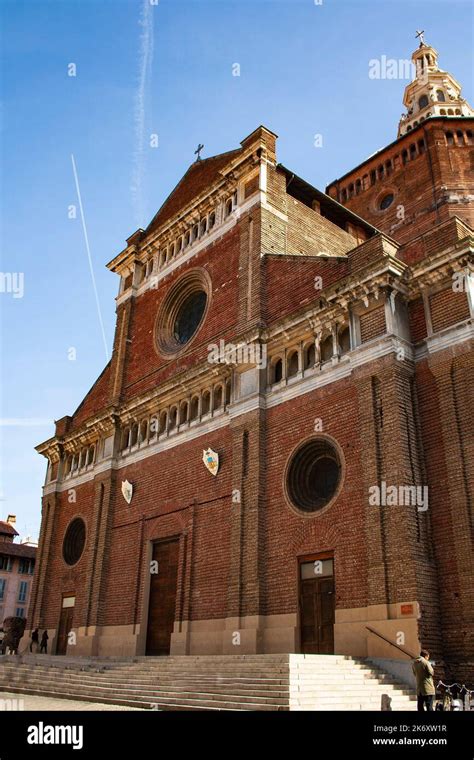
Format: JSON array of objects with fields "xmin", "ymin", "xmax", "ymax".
[
  {"xmin": 30, "ymin": 628, "xmax": 39, "ymax": 653},
  {"xmin": 39, "ymin": 630, "xmax": 49, "ymax": 654},
  {"xmin": 412, "ymin": 649, "xmax": 435, "ymax": 711}
]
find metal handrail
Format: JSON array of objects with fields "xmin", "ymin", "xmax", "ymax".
[{"xmin": 366, "ymin": 625, "xmax": 417, "ymax": 659}]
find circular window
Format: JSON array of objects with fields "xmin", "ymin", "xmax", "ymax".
[
  {"xmin": 173, "ymin": 290, "xmax": 207, "ymax": 345},
  {"xmin": 155, "ymin": 269, "xmax": 211, "ymax": 357},
  {"xmin": 285, "ymin": 438, "xmax": 343, "ymax": 513},
  {"xmin": 63, "ymin": 518, "xmax": 86, "ymax": 566},
  {"xmin": 379, "ymin": 193, "xmax": 394, "ymax": 210}
]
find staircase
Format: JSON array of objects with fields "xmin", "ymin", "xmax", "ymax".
[{"xmin": 0, "ymin": 654, "xmax": 416, "ymax": 711}]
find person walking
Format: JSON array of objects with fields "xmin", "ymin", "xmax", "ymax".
[
  {"xmin": 39, "ymin": 630, "xmax": 49, "ymax": 654},
  {"xmin": 30, "ymin": 628, "xmax": 39, "ymax": 653},
  {"xmin": 412, "ymin": 649, "xmax": 435, "ymax": 711}
]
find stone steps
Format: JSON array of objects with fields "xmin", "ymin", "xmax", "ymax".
[
  {"xmin": 2, "ymin": 668, "xmax": 411, "ymax": 692},
  {"xmin": 0, "ymin": 654, "xmax": 416, "ymax": 711},
  {"xmin": 1, "ymin": 678, "xmax": 409, "ymax": 704}
]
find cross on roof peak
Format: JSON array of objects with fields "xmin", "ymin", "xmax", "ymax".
[
  {"xmin": 194, "ymin": 143, "xmax": 204, "ymax": 161},
  {"xmin": 415, "ymin": 29, "xmax": 426, "ymax": 46}
]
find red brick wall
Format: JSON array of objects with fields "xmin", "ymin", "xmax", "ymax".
[
  {"xmin": 414, "ymin": 344, "xmax": 474, "ymax": 672},
  {"xmin": 263, "ymin": 256, "xmax": 348, "ymax": 323},
  {"xmin": 119, "ymin": 229, "xmax": 241, "ymax": 402},
  {"xmin": 408, "ymin": 299, "xmax": 428, "ymax": 343},
  {"xmin": 360, "ymin": 306, "xmax": 386, "ymax": 343},
  {"xmin": 429, "ymin": 288, "xmax": 470, "ymax": 333},
  {"xmin": 40, "ymin": 482, "xmax": 96, "ymax": 629},
  {"xmin": 327, "ymin": 119, "xmax": 474, "ymax": 245},
  {"xmin": 264, "ymin": 378, "xmax": 368, "ymax": 614},
  {"xmin": 103, "ymin": 426, "xmax": 233, "ymax": 626}
]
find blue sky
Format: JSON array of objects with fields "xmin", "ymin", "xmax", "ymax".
[{"xmin": 1, "ymin": 0, "xmax": 472, "ymax": 539}]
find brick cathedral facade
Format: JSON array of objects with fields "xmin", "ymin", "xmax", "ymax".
[{"xmin": 31, "ymin": 40, "xmax": 473, "ymax": 680}]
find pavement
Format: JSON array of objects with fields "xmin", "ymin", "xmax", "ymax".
[{"xmin": 0, "ymin": 691, "xmax": 146, "ymax": 711}]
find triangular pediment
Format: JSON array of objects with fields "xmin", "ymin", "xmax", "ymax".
[{"xmin": 146, "ymin": 148, "xmax": 243, "ymax": 236}]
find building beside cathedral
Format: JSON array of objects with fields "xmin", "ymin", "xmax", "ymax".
[{"xmin": 31, "ymin": 39, "xmax": 473, "ymax": 680}]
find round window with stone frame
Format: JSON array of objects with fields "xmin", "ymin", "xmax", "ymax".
[
  {"xmin": 155, "ymin": 268, "xmax": 211, "ymax": 358},
  {"xmin": 379, "ymin": 193, "xmax": 394, "ymax": 211},
  {"xmin": 284, "ymin": 437, "xmax": 344, "ymax": 515},
  {"xmin": 62, "ymin": 517, "xmax": 86, "ymax": 566}
]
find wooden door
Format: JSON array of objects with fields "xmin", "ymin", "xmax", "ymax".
[
  {"xmin": 146, "ymin": 539, "xmax": 179, "ymax": 656},
  {"xmin": 56, "ymin": 606, "xmax": 74, "ymax": 655},
  {"xmin": 300, "ymin": 575, "xmax": 335, "ymax": 654}
]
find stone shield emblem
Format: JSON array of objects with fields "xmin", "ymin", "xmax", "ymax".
[
  {"xmin": 202, "ymin": 448, "xmax": 219, "ymax": 476},
  {"xmin": 121, "ymin": 479, "xmax": 133, "ymax": 504}
]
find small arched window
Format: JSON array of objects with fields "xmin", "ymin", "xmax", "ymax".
[
  {"xmin": 87, "ymin": 445, "xmax": 95, "ymax": 466},
  {"xmin": 202, "ymin": 391, "xmax": 211, "ymax": 416},
  {"xmin": 418, "ymin": 139, "xmax": 426, "ymax": 154},
  {"xmin": 149, "ymin": 417, "xmax": 159, "ymax": 438},
  {"xmin": 158, "ymin": 411, "xmax": 168, "ymax": 435},
  {"xmin": 320, "ymin": 335, "xmax": 333, "ymax": 363},
  {"xmin": 190, "ymin": 397, "xmax": 199, "ymax": 421},
  {"xmin": 168, "ymin": 407, "xmax": 177, "ymax": 430},
  {"xmin": 200, "ymin": 218, "xmax": 207, "ymax": 236},
  {"xmin": 121, "ymin": 428, "xmax": 130, "ymax": 451},
  {"xmin": 436, "ymin": 90, "xmax": 445, "ymax": 102},
  {"xmin": 402, "ymin": 149, "xmax": 408, "ymax": 165},
  {"xmin": 287, "ymin": 351, "xmax": 299, "ymax": 378},
  {"xmin": 446, "ymin": 131, "xmax": 454, "ymax": 146},
  {"xmin": 409, "ymin": 143, "xmax": 417, "ymax": 159},
  {"xmin": 139, "ymin": 420, "xmax": 148, "ymax": 444},
  {"xmin": 225, "ymin": 198, "xmax": 233, "ymax": 217},
  {"xmin": 208, "ymin": 212, "xmax": 216, "ymax": 230},
  {"xmin": 184, "ymin": 231, "xmax": 190, "ymax": 248},
  {"xmin": 338, "ymin": 326, "xmax": 351, "ymax": 355},
  {"xmin": 304, "ymin": 343, "xmax": 315, "ymax": 369},
  {"xmin": 214, "ymin": 386, "xmax": 223, "ymax": 410},
  {"xmin": 456, "ymin": 130, "xmax": 465, "ymax": 145},
  {"xmin": 225, "ymin": 379, "xmax": 232, "ymax": 406},
  {"xmin": 272, "ymin": 358, "xmax": 283, "ymax": 384},
  {"xmin": 130, "ymin": 423, "xmax": 139, "ymax": 447},
  {"xmin": 418, "ymin": 94, "xmax": 429, "ymax": 109},
  {"xmin": 179, "ymin": 401, "xmax": 189, "ymax": 425},
  {"xmin": 466, "ymin": 131, "xmax": 473, "ymax": 145}
]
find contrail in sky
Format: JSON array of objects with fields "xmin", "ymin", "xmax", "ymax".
[{"xmin": 131, "ymin": 0, "xmax": 155, "ymax": 228}]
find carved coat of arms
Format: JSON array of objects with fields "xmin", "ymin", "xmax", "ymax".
[
  {"xmin": 202, "ymin": 448, "xmax": 219, "ymax": 476},
  {"xmin": 121, "ymin": 479, "xmax": 133, "ymax": 504}
]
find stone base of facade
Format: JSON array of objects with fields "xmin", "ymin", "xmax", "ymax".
[{"xmin": 25, "ymin": 601, "xmax": 421, "ymax": 659}]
